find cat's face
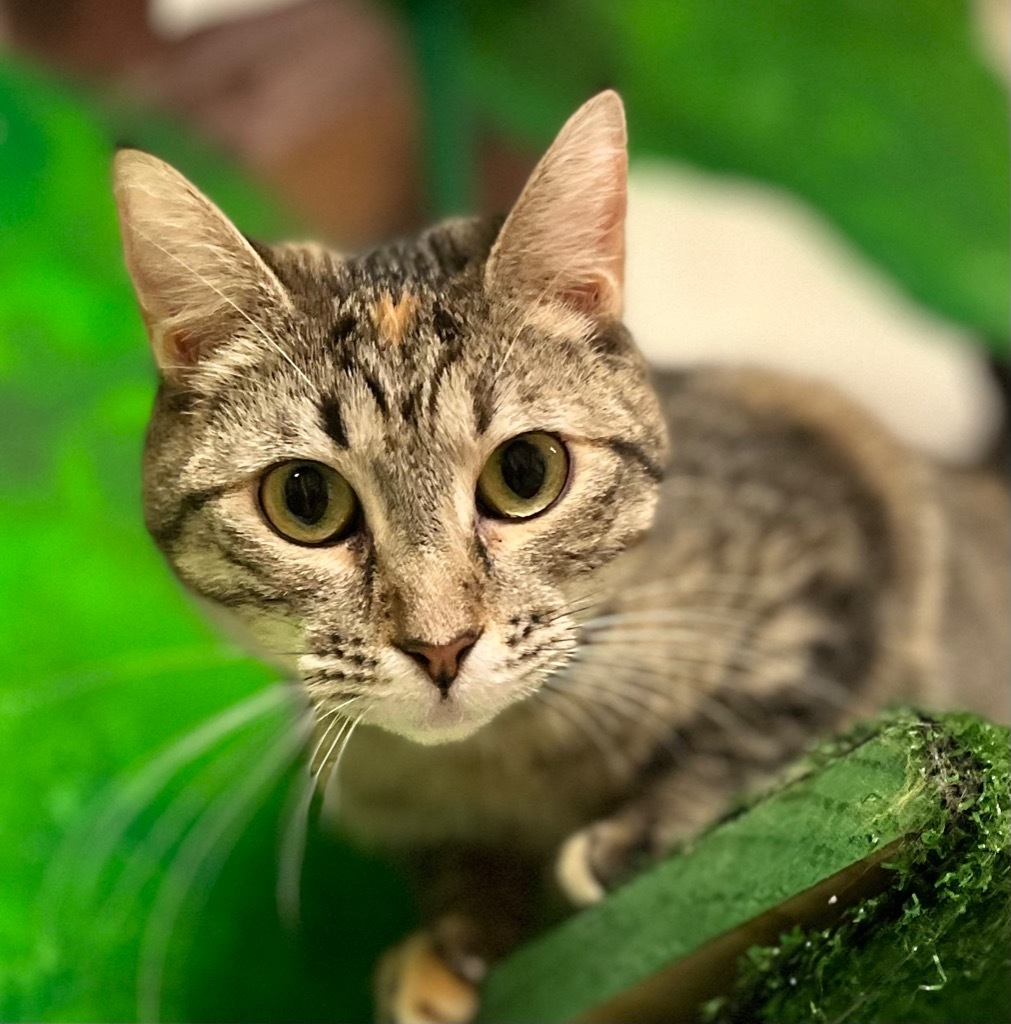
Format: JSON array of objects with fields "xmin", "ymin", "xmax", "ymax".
[{"xmin": 116, "ymin": 92, "xmax": 666, "ymax": 744}]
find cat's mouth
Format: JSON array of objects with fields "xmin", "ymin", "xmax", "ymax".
[
  {"xmin": 372, "ymin": 668, "xmax": 518, "ymax": 746},
  {"xmin": 302, "ymin": 635, "xmax": 562, "ymax": 745}
]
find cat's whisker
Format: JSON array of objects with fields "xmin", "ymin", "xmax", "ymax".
[
  {"xmin": 579, "ymin": 633, "xmax": 858, "ymax": 715},
  {"xmin": 493, "ymin": 313, "xmax": 531, "ymax": 380},
  {"xmin": 541, "ymin": 596, "xmax": 609, "ymax": 627},
  {"xmin": 135, "ymin": 721, "xmax": 306, "ymax": 1022},
  {"xmin": 322, "ymin": 710, "xmax": 367, "ymax": 811},
  {"xmin": 98, "ymin": 707, "xmax": 313, "ymax": 932},
  {"xmin": 274, "ymin": 696, "xmax": 359, "ymax": 932},
  {"xmin": 307, "ymin": 698, "xmax": 359, "ymax": 771},
  {"xmin": 581, "ymin": 626, "xmax": 812, "ymax": 670},
  {"xmin": 313, "ymin": 711, "xmax": 357, "ymax": 783},
  {"xmin": 505, "ymin": 647, "xmax": 572, "ymax": 690},
  {"xmin": 577, "ymin": 648, "xmax": 858, "ymax": 738},
  {"xmin": 578, "ymin": 637, "xmax": 764, "ymax": 674},
  {"xmin": 595, "ymin": 570, "xmax": 757, "ymax": 596},
  {"xmin": 534, "ymin": 688, "xmax": 610, "ymax": 767},
  {"xmin": 580, "ymin": 631, "xmax": 756, "ymax": 660},
  {"xmin": 545, "ymin": 574, "xmax": 783, "ymax": 633},
  {"xmin": 537, "ymin": 684, "xmax": 630, "ymax": 778},
  {"xmin": 580, "ymin": 607, "xmax": 757, "ymax": 632},
  {"xmin": 43, "ymin": 685, "xmax": 293, "ymax": 917},
  {"xmin": 571, "ymin": 675, "xmax": 683, "ymax": 755},
  {"xmin": 593, "ymin": 573, "xmax": 786, "ymax": 607},
  {"xmin": 569, "ymin": 656, "xmax": 758, "ymax": 736},
  {"xmin": 494, "ymin": 248, "xmax": 595, "ymax": 381},
  {"xmin": 308, "ymin": 704, "xmax": 342, "ymax": 735},
  {"xmin": 275, "ymin": 757, "xmax": 317, "ymax": 933}
]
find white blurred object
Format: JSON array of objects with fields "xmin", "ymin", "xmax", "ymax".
[
  {"xmin": 973, "ymin": 0, "xmax": 1010, "ymax": 83},
  {"xmin": 624, "ymin": 163, "xmax": 1003, "ymax": 464},
  {"xmin": 150, "ymin": 0, "xmax": 300, "ymax": 37}
]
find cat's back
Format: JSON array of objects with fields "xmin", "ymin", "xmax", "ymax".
[{"xmin": 649, "ymin": 365, "xmax": 1009, "ymax": 722}]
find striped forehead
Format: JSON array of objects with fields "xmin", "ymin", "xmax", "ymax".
[{"xmin": 315, "ymin": 292, "xmax": 493, "ymax": 449}]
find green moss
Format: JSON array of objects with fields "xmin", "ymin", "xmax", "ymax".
[
  {"xmin": 707, "ymin": 714, "xmax": 1010, "ymax": 1023},
  {"xmin": 480, "ymin": 712, "xmax": 1010, "ymax": 1023}
]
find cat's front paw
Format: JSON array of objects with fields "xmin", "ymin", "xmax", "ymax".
[
  {"xmin": 555, "ymin": 817, "xmax": 654, "ymax": 907},
  {"xmin": 375, "ymin": 919, "xmax": 486, "ymax": 1024}
]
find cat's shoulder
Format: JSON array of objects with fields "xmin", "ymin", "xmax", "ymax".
[{"xmin": 653, "ymin": 363, "xmax": 924, "ymax": 489}]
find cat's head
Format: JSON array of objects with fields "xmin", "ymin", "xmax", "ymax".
[{"xmin": 115, "ymin": 91, "xmax": 667, "ymax": 744}]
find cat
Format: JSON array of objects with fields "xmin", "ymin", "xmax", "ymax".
[{"xmin": 113, "ymin": 91, "xmax": 1009, "ymax": 1023}]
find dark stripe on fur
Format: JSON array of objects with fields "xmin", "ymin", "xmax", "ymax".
[
  {"xmin": 473, "ymin": 533, "xmax": 494, "ymax": 577},
  {"xmin": 361, "ymin": 545, "xmax": 378, "ymax": 609},
  {"xmin": 362, "ymin": 373, "xmax": 389, "ymax": 416},
  {"xmin": 182, "ymin": 577, "xmax": 289, "ymax": 609},
  {"xmin": 330, "ymin": 314, "xmax": 356, "ymax": 347},
  {"xmin": 319, "ymin": 392, "xmax": 348, "ymax": 447},
  {"xmin": 602, "ymin": 437, "xmax": 664, "ymax": 481},
  {"xmin": 215, "ymin": 544, "xmax": 276, "ymax": 585},
  {"xmin": 588, "ymin": 324, "xmax": 632, "ymax": 358},
  {"xmin": 472, "ymin": 368, "xmax": 496, "ymax": 434},
  {"xmin": 433, "ymin": 304, "xmax": 461, "ymax": 344},
  {"xmin": 427, "ymin": 329, "xmax": 467, "ymax": 417},
  {"xmin": 211, "ymin": 522, "xmax": 280, "ymax": 586},
  {"xmin": 148, "ymin": 484, "xmax": 228, "ymax": 548},
  {"xmin": 400, "ymin": 387, "xmax": 423, "ymax": 425}
]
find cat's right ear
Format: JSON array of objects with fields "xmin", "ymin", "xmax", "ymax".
[
  {"xmin": 113, "ymin": 150, "xmax": 293, "ymax": 384},
  {"xmin": 485, "ymin": 90, "xmax": 627, "ymax": 323}
]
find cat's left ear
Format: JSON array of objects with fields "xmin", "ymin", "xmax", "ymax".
[
  {"xmin": 113, "ymin": 149, "xmax": 293, "ymax": 384},
  {"xmin": 485, "ymin": 90, "xmax": 627, "ymax": 321}
]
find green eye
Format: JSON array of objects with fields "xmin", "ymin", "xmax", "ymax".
[
  {"xmin": 259, "ymin": 461, "xmax": 358, "ymax": 545},
  {"xmin": 477, "ymin": 432, "xmax": 569, "ymax": 520}
]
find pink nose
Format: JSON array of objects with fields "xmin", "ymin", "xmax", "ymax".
[{"xmin": 398, "ymin": 631, "xmax": 481, "ymax": 693}]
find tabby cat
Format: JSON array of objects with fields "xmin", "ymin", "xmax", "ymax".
[{"xmin": 114, "ymin": 92, "xmax": 1008, "ymax": 1022}]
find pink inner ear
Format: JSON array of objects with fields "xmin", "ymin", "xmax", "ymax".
[
  {"xmin": 137, "ymin": 301, "xmax": 200, "ymax": 370},
  {"xmin": 143, "ymin": 305, "xmax": 207, "ymax": 372},
  {"xmin": 560, "ymin": 280, "xmax": 605, "ymax": 317},
  {"xmin": 164, "ymin": 327, "xmax": 202, "ymax": 367}
]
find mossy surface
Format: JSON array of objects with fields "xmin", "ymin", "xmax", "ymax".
[
  {"xmin": 479, "ymin": 711, "xmax": 1011, "ymax": 1023},
  {"xmin": 706, "ymin": 713, "xmax": 1011, "ymax": 1024}
]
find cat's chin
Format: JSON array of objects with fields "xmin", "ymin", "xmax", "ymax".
[{"xmin": 375, "ymin": 700, "xmax": 500, "ymax": 747}]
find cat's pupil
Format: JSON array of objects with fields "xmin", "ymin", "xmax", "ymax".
[
  {"xmin": 284, "ymin": 466, "xmax": 329, "ymax": 525},
  {"xmin": 500, "ymin": 440, "xmax": 546, "ymax": 500}
]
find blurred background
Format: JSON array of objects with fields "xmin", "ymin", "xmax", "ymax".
[{"xmin": 0, "ymin": 1, "xmax": 1008, "ymax": 1021}]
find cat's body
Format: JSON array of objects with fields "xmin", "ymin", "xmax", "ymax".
[{"xmin": 114, "ymin": 93, "xmax": 1008, "ymax": 1023}]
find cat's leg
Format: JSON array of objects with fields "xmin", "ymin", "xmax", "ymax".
[
  {"xmin": 555, "ymin": 752, "xmax": 767, "ymax": 906},
  {"xmin": 375, "ymin": 848, "xmax": 537, "ymax": 1024}
]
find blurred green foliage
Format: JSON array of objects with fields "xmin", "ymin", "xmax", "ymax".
[
  {"xmin": 707, "ymin": 712, "xmax": 1011, "ymax": 1023},
  {"xmin": 0, "ymin": 61, "xmax": 411, "ymax": 1022},
  {"xmin": 409, "ymin": 0, "xmax": 1010, "ymax": 350}
]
